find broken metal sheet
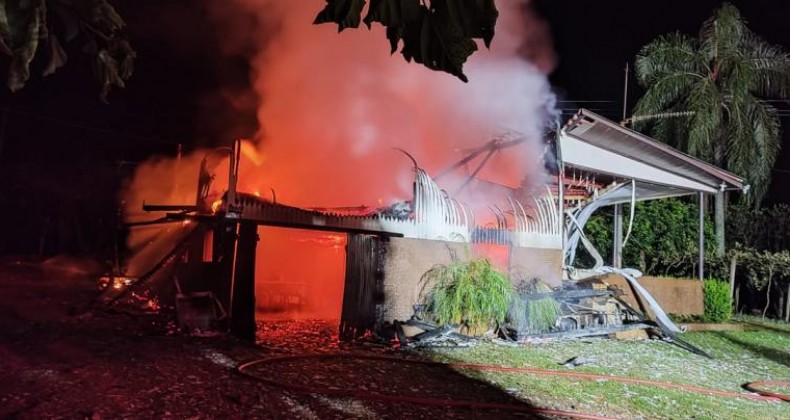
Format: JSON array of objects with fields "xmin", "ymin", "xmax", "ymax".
[{"xmin": 596, "ymin": 266, "xmax": 682, "ymax": 334}]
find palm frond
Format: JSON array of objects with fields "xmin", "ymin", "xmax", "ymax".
[
  {"xmin": 635, "ymin": 32, "xmax": 703, "ymax": 87},
  {"xmin": 634, "ymin": 72, "xmax": 701, "ymax": 116},
  {"xmin": 683, "ymin": 79, "xmax": 722, "ymax": 160},
  {"xmin": 722, "ymin": 98, "xmax": 753, "ymax": 176},
  {"xmin": 700, "ymin": 2, "xmax": 748, "ymax": 62},
  {"xmin": 726, "ymin": 98, "xmax": 781, "ymax": 205},
  {"xmin": 720, "ymin": 54, "xmax": 757, "ymax": 99},
  {"xmin": 744, "ymin": 34, "xmax": 790, "ymax": 98},
  {"xmin": 634, "ymin": 1, "xmax": 787, "ymax": 207}
]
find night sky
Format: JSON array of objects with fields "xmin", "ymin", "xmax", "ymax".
[
  {"xmin": 536, "ymin": 0, "xmax": 790, "ymax": 204},
  {"xmin": 1, "ymin": 0, "xmax": 789, "ymax": 255}
]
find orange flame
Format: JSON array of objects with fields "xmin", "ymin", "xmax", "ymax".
[{"xmin": 211, "ymin": 199, "xmax": 223, "ymax": 213}]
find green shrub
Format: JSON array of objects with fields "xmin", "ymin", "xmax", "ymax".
[
  {"xmin": 421, "ymin": 258, "xmax": 513, "ymax": 331},
  {"xmin": 509, "ymin": 278, "xmax": 561, "ymax": 333},
  {"xmin": 703, "ymin": 279, "xmax": 732, "ymax": 323}
]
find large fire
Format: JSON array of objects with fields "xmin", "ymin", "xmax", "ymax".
[
  {"xmin": 123, "ymin": 1, "xmax": 557, "ymax": 322},
  {"xmin": 256, "ymin": 227, "xmax": 347, "ymax": 320}
]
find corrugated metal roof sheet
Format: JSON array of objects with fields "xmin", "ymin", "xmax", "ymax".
[{"xmin": 561, "ymin": 109, "xmax": 746, "ymax": 196}]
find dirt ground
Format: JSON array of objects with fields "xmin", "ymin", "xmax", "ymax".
[{"xmin": 0, "ymin": 257, "xmax": 546, "ymax": 419}]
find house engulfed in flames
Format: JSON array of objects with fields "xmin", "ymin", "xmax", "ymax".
[{"xmin": 106, "ymin": 109, "xmax": 745, "ymax": 343}]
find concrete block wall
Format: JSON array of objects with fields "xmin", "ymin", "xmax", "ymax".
[
  {"xmin": 378, "ymin": 237, "xmax": 563, "ymax": 322},
  {"xmin": 509, "ymin": 246, "xmax": 563, "ymax": 288},
  {"xmin": 601, "ymin": 274, "xmax": 704, "ymax": 316}
]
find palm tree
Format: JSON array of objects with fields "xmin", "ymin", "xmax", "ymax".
[{"xmin": 632, "ymin": 3, "xmax": 790, "ymax": 256}]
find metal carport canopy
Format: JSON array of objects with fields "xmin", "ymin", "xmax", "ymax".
[{"xmin": 560, "ymin": 109, "xmax": 746, "ymax": 198}]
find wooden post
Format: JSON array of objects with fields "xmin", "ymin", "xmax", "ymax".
[
  {"xmin": 340, "ymin": 234, "xmax": 384, "ymax": 340},
  {"xmin": 230, "ymin": 221, "xmax": 258, "ymax": 341}
]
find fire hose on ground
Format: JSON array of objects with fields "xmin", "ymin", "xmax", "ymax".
[{"xmin": 236, "ymin": 353, "xmax": 788, "ymax": 419}]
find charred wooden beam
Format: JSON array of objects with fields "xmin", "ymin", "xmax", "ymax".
[
  {"xmin": 230, "ymin": 221, "xmax": 257, "ymax": 342},
  {"xmin": 124, "ymin": 217, "xmax": 181, "ymax": 227},
  {"xmin": 142, "ymin": 204, "xmax": 199, "ymax": 212},
  {"xmin": 252, "ymin": 219, "xmax": 404, "ymax": 237}
]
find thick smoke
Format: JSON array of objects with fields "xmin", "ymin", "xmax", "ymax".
[
  {"xmin": 121, "ymin": 0, "xmax": 558, "ymax": 280},
  {"xmin": 230, "ymin": 0, "xmax": 558, "ymax": 209}
]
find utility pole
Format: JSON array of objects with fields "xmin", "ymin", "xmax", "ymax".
[
  {"xmin": 622, "ymin": 62, "xmax": 630, "ymax": 123},
  {"xmin": 613, "ymin": 63, "xmax": 629, "ymax": 267}
]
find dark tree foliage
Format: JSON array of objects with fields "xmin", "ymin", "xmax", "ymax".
[
  {"xmin": 0, "ymin": 0, "xmax": 134, "ymax": 102},
  {"xmin": 580, "ymin": 198, "xmax": 715, "ymax": 277},
  {"xmin": 727, "ymin": 203, "xmax": 790, "ymax": 253},
  {"xmin": 314, "ymin": 0, "xmax": 498, "ymax": 82},
  {"xmin": 633, "ymin": 3, "xmax": 790, "ymax": 205}
]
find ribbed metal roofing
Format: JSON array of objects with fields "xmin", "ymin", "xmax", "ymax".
[{"xmin": 561, "ymin": 109, "xmax": 746, "ymax": 196}]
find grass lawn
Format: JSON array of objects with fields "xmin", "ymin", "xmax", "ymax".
[{"xmin": 422, "ymin": 322, "xmax": 790, "ymax": 419}]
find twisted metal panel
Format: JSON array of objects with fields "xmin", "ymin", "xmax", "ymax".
[{"xmin": 229, "ymin": 168, "xmax": 561, "ymax": 248}]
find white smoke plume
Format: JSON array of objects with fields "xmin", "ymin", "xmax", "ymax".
[{"xmin": 227, "ymin": 0, "xmax": 558, "ymax": 209}]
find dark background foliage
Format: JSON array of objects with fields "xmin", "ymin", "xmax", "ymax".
[{"xmin": 577, "ymin": 198, "xmax": 715, "ymax": 277}]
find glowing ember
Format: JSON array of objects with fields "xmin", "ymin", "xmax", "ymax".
[
  {"xmin": 98, "ymin": 276, "xmax": 135, "ymax": 291},
  {"xmin": 211, "ymin": 199, "xmax": 223, "ymax": 213},
  {"xmin": 147, "ymin": 298, "xmax": 161, "ymax": 311}
]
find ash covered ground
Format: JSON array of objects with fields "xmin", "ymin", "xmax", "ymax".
[{"xmin": 0, "ymin": 258, "xmax": 540, "ymax": 419}]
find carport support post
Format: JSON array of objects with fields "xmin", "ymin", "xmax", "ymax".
[
  {"xmin": 697, "ymin": 193, "xmax": 705, "ymax": 281},
  {"xmin": 230, "ymin": 221, "xmax": 258, "ymax": 341},
  {"xmin": 613, "ymin": 204, "xmax": 623, "ymax": 268}
]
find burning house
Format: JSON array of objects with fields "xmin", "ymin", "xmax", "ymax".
[
  {"xmin": 112, "ymin": 135, "xmax": 563, "ymax": 341},
  {"xmin": 106, "ymin": 108, "xmax": 745, "ymax": 346},
  {"xmin": 96, "ymin": 0, "xmax": 745, "ymax": 350}
]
